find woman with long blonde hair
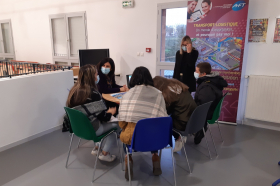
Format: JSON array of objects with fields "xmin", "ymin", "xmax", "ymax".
[
  {"xmin": 67, "ymin": 64, "xmax": 118, "ymax": 162},
  {"xmin": 173, "ymin": 35, "xmax": 199, "ymax": 93}
]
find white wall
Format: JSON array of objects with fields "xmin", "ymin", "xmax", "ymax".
[
  {"xmin": 0, "ymin": 71, "xmax": 74, "ymax": 151},
  {"xmin": 0, "ymin": 0, "xmax": 279, "ymax": 127},
  {"xmin": 237, "ymin": 0, "xmax": 280, "ymax": 125}
]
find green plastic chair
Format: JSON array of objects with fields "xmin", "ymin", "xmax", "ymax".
[
  {"xmin": 207, "ymin": 93, "xmax": 228, "ymax": 143},
  {"xmin": 64, "ymin": 107, "xmax": 120, "ymax": 183}
]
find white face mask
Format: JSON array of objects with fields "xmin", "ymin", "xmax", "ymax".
[
  {"xmin": 194, "ymin": 72, "xmax": 199, "ymax": 79},
  {"xmin": 182, "ymin": 46, "xmax": 187, "ymax": 52}
]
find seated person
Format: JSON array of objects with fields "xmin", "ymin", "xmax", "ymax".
[
  {"xmin": 153, "ymin": 76, "xmax": 197, "ymax": 153},
  {"xmin": 194, "ymin": 62, "xmax": 228, "ymax": 144},
  {"xmin": 118, "ymin": 67, "xmax": 168, "ymax": 180},
  {"xmin": 97, "ymin": 57, "xmax": 128, "ymax": 94},
  {"xmin": 66, "ymin": 64, "xmax": 118, "ymax": 162}
]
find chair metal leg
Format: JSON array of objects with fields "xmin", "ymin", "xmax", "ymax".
[
  {"xmin": 77, "ymin": 138, "xmax": 81, "ymax": 148},
  {"xmin": 126, "ymin": 147, "xmax": 132, "ymax": 186},
  {"xmin": 217, "ymin": 121, "xmax": 224, "ymax": 142},
  {"xmin": 92, "ymin": 139, "xmax": 102, "ymax": 183},
  {"xmin": 114, "ymin": 132, "xmax": 121, "ymax": 164},
  {"xmin": 179, "ymin": 134, "xmax": 191, "ymax": 174},
  {"xmin": 121, "ymin": 142, "xmax": 125, "ymax": 171},
  {"xmin": 159, "ymin": 149, "xmax": 162, "ymax": 161},
  {"xmin": 208, "ymin": 124, "xmax": 218, "ymax": 157},
  {"xmin": 65, "ymin": 133, "xmax": 74, "ymax": 168},
  {"xmin": 203, "ymin": 128, "xmax": 212, "ymax": 159},
  {"xmin": 171, "ymin": 148, "xmax": 177, "ymax": 186}
]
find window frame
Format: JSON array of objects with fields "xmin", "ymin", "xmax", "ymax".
[
  {"xmin": 156, "ymin": 1, "xmax": 188, "ymax": 75},
  {"xmin": 0, "ymin": 19, "xmax": 16, "ymax": 59},
  {"xmin": 49, "ymin": 11, "xmax": 88, "ymax": 66}
]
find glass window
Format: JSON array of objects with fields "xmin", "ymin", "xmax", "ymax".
[
  {"xmin": 51, "ymin": 18, "xmax": 68, "ymax": 57},
  {"xmin": 160, "ymin": 69, "xmax": 174, "ymax": 79},
  {"xmin": 68, "ymin": 16, "xmax": 86, "ymax": 58},
  {"xmin": 1, "ymin": 23, "xmax": 12, "ymax": 53},
  {"xmin": 160, "ymin": 7, "xmax": 187, "ymax": 63}
]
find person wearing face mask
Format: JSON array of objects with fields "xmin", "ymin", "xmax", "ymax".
[
  {"xmin": 199, "ymin": 0, "xmax": 211, "ymax": 20},
  {"xmin": 97, "ymin": 58, "xmax": 128, "ymax": 94},
  {"xmin": 66, "ymin": 64, "xmax": 118, "ymax": 162},
  {"xmin": 193, "ymin": 62, "xmax": 228, "ymax": 144},
  {"xmin": 173, "ymin": 35, "xmax": 199, "ymax": 93}
]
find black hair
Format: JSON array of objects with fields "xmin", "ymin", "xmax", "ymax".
[
  {"xmin": 97, "ymin": 57, "xmax": 115, "ymax": 80},
  {"xmin": 197, "ymin": 62, "xmax": 212, "ymax": 74},
  {"xmin": 202, "ymin": 0, "xmax": 211, "ymax": 5},
  {"xmin": 129, "ymin": 66, "xmax": 154, "ymax": 88}
]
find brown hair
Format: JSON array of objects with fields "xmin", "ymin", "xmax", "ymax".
[
  {"xmin": 197, "ymin": 62, "xmax": 212, "ymax": 74},
  {"xmin": 66, "ymin": 64, "xmax": 98, "ymax": 108},
  {"xmin": 180, "ymin": 35, "xmax": 195, "ymax": 55},
  {"xmin": 153, "ymin": 76, "xmax": 189, "ymax": 108},
  {"xmin": 202, "ymin": 0, "xmax": 211, "ymax": 5}
]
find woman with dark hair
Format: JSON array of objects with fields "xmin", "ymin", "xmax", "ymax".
[
  {"xmin": 118, "ymin": 67, "xmax": 167, "ymax": 180},
  {"xmin": 97, "ymin": 58, "xmax": 128, "ymax": 94},
  {"xmin": 67, "ymin": 64, "xmax": 118, "ymax": 162},
  {"xmin": 173, "ymin": 35, "xmax": 199, "ymax": 93},
  {"xmin": 153, "ymin": 76, "xmax": 197, "ymax": 152}
]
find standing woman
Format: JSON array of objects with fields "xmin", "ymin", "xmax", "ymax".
[{"xmin": 173, "ymin": 35, "xmax": 199, "ymax": 93}]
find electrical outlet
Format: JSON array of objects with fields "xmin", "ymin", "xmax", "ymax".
[
  {"xmin": 140, "ymin": 52, "xmax": 144, "ymax": 56},
  {"xmin": 137, "ymin": 52, "xmax": 140, "ymax": 56}
]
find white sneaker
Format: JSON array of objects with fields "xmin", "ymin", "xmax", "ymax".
[
  {"xmin": 98, "ymin": 153, "xmax": 116, "ymax": 162},
  {"xmin": 173, "ymin": 140, "xmax": 183, "ymax": 153},
  {"xmin": 91, "ymin": 142, "xmax": 101, "ymax": 155}
]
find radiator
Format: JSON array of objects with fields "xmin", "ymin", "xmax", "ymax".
[{"xmin": 245, "ymin": 75, "xmax": 280, "ymax": 123}]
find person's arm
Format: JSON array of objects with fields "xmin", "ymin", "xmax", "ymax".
[
  {"xmin": 111, "ymin": 76, "xmax": 123, "ymax": 89},
  {"xmin": 196, "ymin": 85, "xmax": 216, "ymax": 105},
  {"xmin": 173, "ymin": 51, "xmax": 181, "ymax": 79},
  {"xmin": 98, "ymin": 75, "xmax": 121, "ymax": 94}
]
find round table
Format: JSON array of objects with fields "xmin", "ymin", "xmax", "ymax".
[{"xmin": 102, "ymin": 93, "xmax": 121, "ymax": 104}]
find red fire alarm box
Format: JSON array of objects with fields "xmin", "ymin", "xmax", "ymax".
[{"xmin": 146, "ymin": 48, "xmax": 151, "ymax": 53}]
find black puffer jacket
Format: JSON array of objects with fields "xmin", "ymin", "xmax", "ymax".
[{"xmin": 195, "ymin": 74, "xmax": 228, "ymax": 119}]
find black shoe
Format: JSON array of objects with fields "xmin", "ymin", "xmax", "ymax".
[{"xmin": 194, "ymin": 131, "xmax": 204, "ymax": 145}]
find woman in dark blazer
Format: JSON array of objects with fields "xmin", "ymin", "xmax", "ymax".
[
  {"xmin": 173, "ymin": 35, "xmax": 199, "ymax": 93},
  {"xmin": 97, "ymin": 58, "xmax": 128, "ymax": 94}
]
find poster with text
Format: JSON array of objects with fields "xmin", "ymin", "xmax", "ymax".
[
  {"xmin": 187, "ymin": 0, "xmax": 249, "ymax": 123},
  {"xmin": 248, "ymin": 18, "xmax": 269, "ymax": 43},
  {"xmin": 273, "ymin": 18, "xmax": 280, "ymax": 43}
]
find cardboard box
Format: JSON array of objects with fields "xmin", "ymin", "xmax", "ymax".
[{"xmin": 71, "ymin": 67, "xmax": 79, "ymax": 76}]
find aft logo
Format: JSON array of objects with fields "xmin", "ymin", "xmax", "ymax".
[{"xmin": 232, "ymin": 1, "xmax": 246, "ymax": 11}]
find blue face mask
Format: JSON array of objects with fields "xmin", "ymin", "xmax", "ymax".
[
  {"xmin": 101, "ymin": 67, "xmax": 110, "ymax": 75},
  {"xmin": 182, "ymin": 46, "xmax": 187, "ymax": 52},
  {"xmin": 95, "ymin": 75, "xmax": 100, "ymax": 84}
]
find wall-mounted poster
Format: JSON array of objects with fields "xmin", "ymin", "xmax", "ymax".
[
  {"xmin": 273, "ymin": 18, "xmax": 280, "ymax": 43},
  {"xmin": 248, "ymin": 18, "xmax": 269, "ymax": 43}
]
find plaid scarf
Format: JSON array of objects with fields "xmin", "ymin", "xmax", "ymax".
[{"xmin": 118, "ymin": 85, "xmax": 167, "ymax": 123}]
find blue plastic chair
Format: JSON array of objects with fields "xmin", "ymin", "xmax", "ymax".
[
  {"xmin": 272, "ymin": 161, "xmax": 280, "ymax": 186},
  {"xmin": 122, "ymin": 117, "xmax": 176, "ymax": 186}
]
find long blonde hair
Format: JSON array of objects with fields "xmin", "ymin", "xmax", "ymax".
[
  {"xmin": 180, "ymin": 35, "xmax": 195, "ymax": 55},
  {"xmin": 66, "ymin": 64, "xmax": 98, "ymax": 108}
]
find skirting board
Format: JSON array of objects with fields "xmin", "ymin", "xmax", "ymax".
[
  {"xmin": 218, "ymin": 121, "xmax": 237, "ymax": 126},
  {"xmin": 243, "ymin": 118, "xmax": 280, "ymax": 132},
  {"xmin": 0, "ymin": 125, "xmax": 62, "ymax": 153}
]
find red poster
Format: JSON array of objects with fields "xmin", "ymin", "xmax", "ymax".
[{"xmin": 187, "ymin": 0, "xmax": 249, "ymax": 123}]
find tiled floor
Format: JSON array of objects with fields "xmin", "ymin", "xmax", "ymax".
[{"xmin": 0, "ymin": 124, "xmax": 280, "ymax": 186}]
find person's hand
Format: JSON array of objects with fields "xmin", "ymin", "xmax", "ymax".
[
  {"xmin": 187, "ymin": 43, "xmax": 192, "ymax": 53},
  {"xmin": 107, "ymin": 107, "xmax": 116, "ymax": 115},
  {"xmin": 120, "ymin": 87, "xmax": 126, "ymax": 92},
  {"xmin": 123, "ymin": 85, "xmax": 129, "ymax": 92}
]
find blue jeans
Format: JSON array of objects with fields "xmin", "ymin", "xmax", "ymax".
[{"xmin": 95, "ymin": 122, "xmax": 118, "ymax": 152}]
